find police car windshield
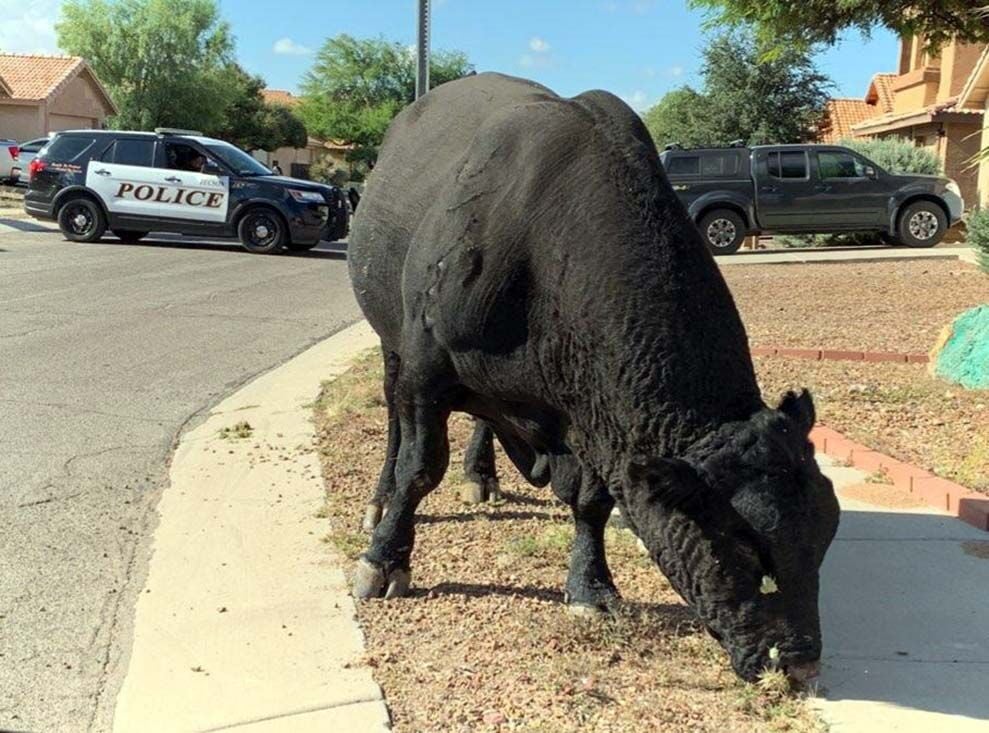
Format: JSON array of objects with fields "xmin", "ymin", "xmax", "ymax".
[{"xmin": 203, "ymin": 142, "xmax": 271, "ymax": 177}]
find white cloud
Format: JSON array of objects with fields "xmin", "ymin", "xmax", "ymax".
[
  {"xmin": 528, "ymin": 36, "xmax": 550, "ymax": 53},
  {"xmin": 668, "ymin": 64, "xmax": 684, "ymax": 77},
  {"xmin": 273, "ymin": 37, "xmax": 312, "ymax": 56},
  {"xmin": 621, "ymin": 90, "xmax": 651, "ymax": 111},
  {"xmin": 0, "ymin": 0, "xmax": 63, "ymax": 54}
]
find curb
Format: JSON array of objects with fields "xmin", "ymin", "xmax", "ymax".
[
  {"xmin": 752, "ymin": 347, "xmax": 929, "ymax": 364},
  {"xmin": 810, "ymin": 425, "xmax": 989, "ymax": 532},
  {"xmin": 112, "ymin": 320, "xmax": 389, "ymax": 732}
]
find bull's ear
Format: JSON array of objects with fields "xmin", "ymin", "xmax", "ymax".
[
  {"xmin": 626, "ymin": 455, "xmax": 706, "ymax": 513},
  {"xmin": 778, "ymin": 389, "xmax": 815, "ymax": 435}
]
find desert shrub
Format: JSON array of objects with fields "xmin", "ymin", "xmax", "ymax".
[
  {"xmin": 840, "ymin": 136, "xmax": 942, "ymax": 175},
  {"xmin": 966, "ymin": 208, "xmax": 989, "ymax": 273},
  {"xmin": 309, "ymin": 156, "xmax": 349, "ymax": 187}
]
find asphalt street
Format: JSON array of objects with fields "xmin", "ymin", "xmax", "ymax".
[{"xmin": 0, "ymin": 224, "xmax": 362, "ymax": 732}]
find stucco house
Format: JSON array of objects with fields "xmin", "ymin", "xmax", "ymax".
[
  {"xmin": 0, "ymin": 53, "xmax": 117, "ymax": 141},
  {"xmin": 824, "ymin": 37, "xmax": 988, "ymax": 207},
  {"xmin": 253, "ymin": 89, "xmax": 353, "ymax": 179}
]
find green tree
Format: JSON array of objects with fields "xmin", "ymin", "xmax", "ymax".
[
  {"xmin": 205, "ymin": 67, "xmax": 308, "ymax": 151},
  {"xmin": 689, "ymin": 0, "xmax": 989, "ymax": 55},
  {"xmin": 299, "ymin": 34, "xmax": 473, "ymax": 162},
  {"xmin": 644, "ymin": 30, "xmax": 831, "ymax": 148},
  {"xmin": 57, "ymin": 0, "xmax": 237, "ymax": 131},
  {"xmin": 642, "ymin": 87, "xmax": 708, "ymax": 148}
]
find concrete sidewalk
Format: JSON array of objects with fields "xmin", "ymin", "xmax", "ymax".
[
  {"xmin": 719, "ymin": 246, "xmax": 974, "ymax": 266},
  {"xmin": 113, "ymin": 320, "xmax": 387, "ymax": 732},
  {"xmin": 815, "ymin": 455, "xmax": 989, "ymax": 732}
]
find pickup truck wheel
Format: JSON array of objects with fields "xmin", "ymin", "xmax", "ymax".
[
  {"xmin": 699, "ymin": 209, "xmax": 745, "ymax": 255},
  {"xmin": 897, "ymin": 201, "xmax": 947, "ymax": 248}
]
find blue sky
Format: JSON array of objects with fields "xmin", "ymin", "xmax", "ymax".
[{"xmin": 7, "ymin": 0, "xmax": 901, "ymax": 110}]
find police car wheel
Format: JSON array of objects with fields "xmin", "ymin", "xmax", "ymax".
[
  {"xmin": 113, "ymin": 229, "xmax": 149, "ymax": 243},
  {"xmin": 238, "ymin": 209, "xmax": 286, "ymax": 254},
  {"xmin": 58, "ymin": 198, "xmax": 106, "ymax": 243}
]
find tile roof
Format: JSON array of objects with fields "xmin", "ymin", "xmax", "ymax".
[
  {"xmin": 0, "ymin": 53, "xmax": 83, "ymax": 100},
  {"xmin": 262, "ymin": 89, "xmax": 300, "ymax": 107},
  {"xmin": 866, "ymin": 73, "xmax": 897, "ymax": 113},
  {"xmin": 851, "ymin": 99, "xmax": 984, "ymax": 134},
  {"xmin": 0, "ymin": 53, "xmax": 117, "ymax": 113},
  {"xmin": 820, "ymin": 98, "xmax": 880, "ymax": 143}
]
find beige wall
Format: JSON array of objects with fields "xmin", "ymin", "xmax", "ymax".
[
  {"xmin": 48, "ymin": 74, "xmax": 108, "ymax": 122},
  {"xmin": 942, "ymin": 121, "xmax": 981, "ymax": 205},
  {"xmin": 48, "ymin": 113, "xmax": 98, "ymax": 132},
  {"xmin": 0, "ymin": 103, "xmax": 44, "ymax": 140},
  {"xmin": 938, "ymin": 42, "xmax": 986, "ymax": 101}
]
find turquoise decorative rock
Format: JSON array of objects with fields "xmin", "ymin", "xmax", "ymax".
[{"xmin": 931, "ymin": 305, "xmax": 989, "ymax": 390}]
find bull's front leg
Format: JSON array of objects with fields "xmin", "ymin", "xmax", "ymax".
[
  {"xmin": 551, "ymin": 457, "xmax": 620, "ymax": 615},
  {"xmin": 353, "ymin": 399, "xmax": 450, "ymax": 599}
]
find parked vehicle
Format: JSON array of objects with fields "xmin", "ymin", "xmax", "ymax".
[
  {"xmin": 1, "ymin": 138, "xmax": 20, "ymax": 184},
  {"xmin": 25, "ymin": 128, "xmax": 349, "ymax": 253},
  {"xmin": 659, "ymin": 144, "xmax": 964, "ymax": 255},
  {"xmin": 16, "ymin": 138, "xmax": 49, "ymax": 186}
]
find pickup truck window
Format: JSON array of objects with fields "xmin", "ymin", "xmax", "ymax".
[
  {"xmin": 818, "ymin": 150, "xmax": 866, "ymax": 179},
  {"xmin": 767, "ymin": 151, "xmax": 808, "ymax": 179},
  {"xmin": 700, "ymin": 152, "xmax": 740, "ymax": 176},
  {"xmin": 666, "ymin": 155, "xmax": 699, "ymax": 175}
]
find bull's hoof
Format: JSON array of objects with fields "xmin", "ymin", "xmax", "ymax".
[
  {"xmin": 361, "ymin": 504, "xmax": 382, "ymax": 533},
  {"xmin": 460, "ymin": 481, "xmax": 486, "ymax": 504},
  {"xmin": 566, "ymin": 602, "xmax": 606, "ymax": 619},
  {"xmin": 485, "ymin": 479, "xmax": 505, "ymax": 505},
  {"xmin": 352, "ymin": 557, "xmax": 412, "ymax": 600}
]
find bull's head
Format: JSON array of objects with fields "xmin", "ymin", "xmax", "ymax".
[{"xmin": 622, "ymin": 390, "xmax": 840, "ymax": 683}]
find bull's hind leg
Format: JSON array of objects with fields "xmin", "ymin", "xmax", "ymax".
[
  {"xmin": 362, "ymin": 349, "xmax": 401, "ymax": 532},
  {"xmin": 551, "ymin": 457, "xmax": 619, "ymax": 615},
  {"xmin": 461, "ymin": 419, "xmax": 502, "ymax": 504},
  {"xmin": 353, "ymin": 399, "xmax": 450, "ymax": 599}
]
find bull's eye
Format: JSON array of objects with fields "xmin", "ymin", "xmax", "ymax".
[{"xmin": 760, "ymin": 575, "xmax": 779, "ymax": 594}]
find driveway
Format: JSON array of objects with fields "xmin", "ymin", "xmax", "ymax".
[{"xmin": 0, "ymin": 227, "xmax": 362, "ymax": 732}]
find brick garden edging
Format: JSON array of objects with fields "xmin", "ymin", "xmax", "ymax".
[
  {"xmin": 809, "ymin": 425, "xmax": 989, "ymax": 532},
  {"xmin": 752, "ymin": 346, "xmax": 929, "ymax": 364}
]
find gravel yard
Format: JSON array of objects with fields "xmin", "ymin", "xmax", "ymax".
[
  {"xmin": 723, "ymin": 259, "xmax": 989, "ymax": 494},
  {"xmin": 723, "ymin": 259, "xmax": 986, "ymax": 353},
  {"xmin": 315, "ymin": 354, "xmax": 821, "ymax": 733}
]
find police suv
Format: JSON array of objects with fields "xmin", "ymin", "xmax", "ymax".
[{"xmin": 25, "ymin": 128, "xmax": 349, "ymax": 254}]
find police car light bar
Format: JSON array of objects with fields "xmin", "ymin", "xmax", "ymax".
[{"xmin": 154, "ymin": 127, "xmax": 203, "ymax": 136}]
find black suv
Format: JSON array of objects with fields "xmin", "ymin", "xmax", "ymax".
[
  {"xmin": 24, "ymin": 128, "xmax": 349, "ymax": 254},
  {"xmin": 659, "ymin": 144, "xmax": 964, "ymax": 254}
]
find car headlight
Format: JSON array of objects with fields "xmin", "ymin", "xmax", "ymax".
[
  {"xmin": 946, "ymin": 180, "xmax": 961, "ymax": 198},
  {"xmin": 288, "ymin": 189, "xmax": 325, "ymax": 203}
]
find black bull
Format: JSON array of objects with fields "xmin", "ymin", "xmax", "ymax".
[{"xmin": 347, "ymin": 72, "xmax": 840, "ymax": 683}]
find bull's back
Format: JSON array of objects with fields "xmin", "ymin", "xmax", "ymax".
[{"xmin": 348, "ymin": 74, "xmax": 555, "ymax": 346}]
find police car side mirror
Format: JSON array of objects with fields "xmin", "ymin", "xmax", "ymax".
[
  {"xmin": 202, "ymin": 162, "xmax": 223, "ymax": 176},
  {"xmin": 864, "ymin": 165, "xmax": 877, "ymax": 179}
]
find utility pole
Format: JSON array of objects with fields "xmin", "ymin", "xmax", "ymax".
[{"xmin": 415, "ymin": 0, "xmax": 430, "ymax": 99}]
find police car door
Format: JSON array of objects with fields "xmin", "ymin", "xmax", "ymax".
[
  {"xmin": 152, "ymin": 141, "xmax": 229, "ymax": 223},
  {"xmin": 86, "ymin": 137, "xmax": 164, "ymax": 219}
]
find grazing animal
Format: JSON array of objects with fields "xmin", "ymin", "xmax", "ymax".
[{"xmin": 347, "ymin": 72, "xmax": 839, "ymax": 683}]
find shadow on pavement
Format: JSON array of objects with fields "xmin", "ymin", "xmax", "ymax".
[
  {"xmin": 819, "ymin": 506, "xmax": 989, "ymax": 725},
  {"xmin": 0, "ymin": 217, "xmax": 55, "ymax": 233},
  {"xmin": 84, "ymin": 235, "xmax": 348, "ymax": 259}
]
